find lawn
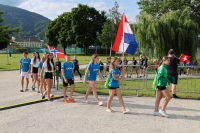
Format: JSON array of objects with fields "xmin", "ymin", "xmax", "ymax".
[
  {"xmin": 0, "ymin": 53, "xmax": 138, "ymax": 70},
  {"xmin": 59, "ymin": 78, "xmax": 200, "ymax": 100}
]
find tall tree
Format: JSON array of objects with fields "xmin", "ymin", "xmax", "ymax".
[
  {"xmin": 137, "ymin": 0, "xmax": 200, "ymax": 27},
  {"xmin": 97, "ymin": 1, "xmax": 121, "ymax": 53},
  {"xmin": 0, "ymin": 11, "xmax": 19, "ymax": 50},
  {"xmin": 45, "ymin": 12, "xmax": 73, "ymax": 54},
  {"xmin": 133, "ymin": 9, "xmax": 199, "ymax": 60},
  {"xmin": 71, "ymin": 4, "xmax": 107, "ymax": 54}
]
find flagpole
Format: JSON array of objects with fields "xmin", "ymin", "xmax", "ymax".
[{"xmin": 122, "ymin": 12, "xmax": 125, "ymax": 89}]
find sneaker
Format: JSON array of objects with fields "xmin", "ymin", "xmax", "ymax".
[
  {"xmin": 69, "ymin": 98, "xmax": 76, "ymax": 103},
  {"xmin": 123, "ymin": 109, "xmax": 130, "ymax": 114},
  {"xmin": 32, "ymin": 86, "xmax": 35, "ymax": 91},
  {"xmin": 20, "ymin": 89, "xmax": 24, "ymax": 92},
  {"xmin": 153, "ymin": 111, "xmax": 161, "ymax": 116},
  {"xmin": 63, "ymin": 99, "xmax": 70, "ymax": 103},
  {"xmin": 84, "ymin": 99, "xmax": 89, "ymax": 103},
  {"xmin": 159, "ymin": 110, "xmax": 169, "ymax": 118},
  {"xmin": 173, "ymin": 94, "xmax": 180, "ymax": 99},
  {"xmin": 37, "ymin": 90, "xmax": 40, "ymax": 93},
  {"xmin": 98, "ymin": 101, "xmax": 103, "ymax": 106}
]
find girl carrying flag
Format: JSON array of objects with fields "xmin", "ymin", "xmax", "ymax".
[
  {"xmin": 106, "ymin": 57, "xmax": 130, "ymax": 114},
  {"xmin": 83, "ymin": 54, "xmax": 104, "ymax": 106}
]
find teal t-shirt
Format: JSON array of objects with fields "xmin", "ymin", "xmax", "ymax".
[
  {"xmin": 20, "ymin": 58, "xmax": 31, "ymax": 72},
  {"xmin": 62, "ymin": 62, "xmax": 74, "ymax": 79},
  {"xmin": 87, "ymin": 63, "xmax": 100, "ymax": 81},
  {"xmin": 108, "ymin": 67, "xmax": 120, "ymax": 88}
]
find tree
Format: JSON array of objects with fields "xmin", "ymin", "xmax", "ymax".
[
  {"xmin": 0, "ymin": 11, "xmax": 19, "ymax": 50},
  {"xmin": 137, "ymin": 0, "xmax": 200, "ymax": 27},
  {"xmin": 132, "ymin": 9, "xmax": 199, "ymax": 60},
  {"xmin": 97, "ymin": 1, "xmax": 121, "ymax": 54},
  {"xmin": 71, "ymin": 4, "xmax": 107, "ymax": 54}
]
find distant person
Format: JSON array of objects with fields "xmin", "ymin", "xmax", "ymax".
[
  {"xmin": 62, "ymin": 54, "xmax": 75, "ymax": 103},
  {"xmin": 129, "ymin": 56, "xmax": 138, "ymax": 78},
  {"xmin": 153, "ymin": 59, "xmax": 159, "ymax": 72},
  {"xmin": 20, "ymin": 51, "xmax": 31, "ymax": 92},
  {"xmin": 41, "ymin": 53, "xmax": 54, "ymax": 101},
  {"xmin": 83, "ymin": 54, "xmax": 104, "ymax": 106},
  {"xmin": 179, "ymin": 62, "xmax": 185, "ymax": 75},
  {"xmin": 55, "ymin": 58, "xmax": 61, "ymax": 79},
  {"xmin": 73, "ymin": 56, "xmax": 82, "ymax": 80},
  {"xmin": 193, "ymin": 60, "xmax": 198, "ymax": 74},
  {"xmin": 31, "ymin": 52, "xmax": 40, "ymax": 92},
  {"xmin": 106, "ymin": 57, "xmax": 130, "ymax": 114},
  {"xmin": 139, "ymin": 54, "xmax": 144, "ymax": 77},
  {"xmin": 105, "ymin": 57, "xmax": 110, "ymax": 77},
  {"xmin": 118, "ymin": 57, "xmax": 123, "ymax": 75},
  {"xmin": 99, "ymin": 59, "xmax": 104, "ymax": 76},
  {"xmin": 123, "ymin": 57, "xmax": 129, "ymax": 78},
  {"xmin": 38, "ymin": 55, "xmax": 47, "ymax": 99},
  {"xmin": 153, "ymin": 56, "xmax": 172, "ymax": 118},
  {"xmin": 167, "ymin": 49, "xmax": 180, "ymax": 98},
  {"xmin": 143, "ymin": 56, "xmax": 148, "ymax": 77},
  {"xmin": 186, "ymin": 60, "xmax": 192, "ymax": 75}
]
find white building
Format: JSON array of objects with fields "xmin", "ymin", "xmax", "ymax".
[{"xmin": 12, "ymin": 37, "xmax": 43, "ymax": 48}]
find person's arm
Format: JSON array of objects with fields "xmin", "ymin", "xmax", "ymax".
[
  {"xmin": 112, "ymin": 73, "xmax": 124, "ymax": 81},
  {"xmin": 83, "ymin": 68, "xmax": 89, "ymax": 84},
  {"xmin": 20, "ymin": 63, "xmax": 22, "ymax": 74}
]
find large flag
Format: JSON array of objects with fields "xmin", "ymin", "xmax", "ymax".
[
  {"xmin": 179, "ymin": 54, "xmax": 191, "ymax": 63},
  {"xmin": 112, "ymin": 13, "xmax": 138, "ymax": 55},
  {"xmin": 48, "ymin": 45, "xmax": 65, "ymax": 58}
]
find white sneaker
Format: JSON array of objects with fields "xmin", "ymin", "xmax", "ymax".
[
  {"xmin": 159, "ymin": 110, "xmax": 169, "ymax": 118},
  {"xmin": 153, "ymin": 111, "xmax": 161, "ymax": 116}
]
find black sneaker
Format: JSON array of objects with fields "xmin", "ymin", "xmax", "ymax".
[
  {"xmin": 20, "ymin": 89, "xmax": 24, "ymax": 92},
  {"xmin": 173, "ymin": 94, "xmax": 180, "ymax": 99},
  {"xmin": 42, "ymin": 95, "xmax": 45, "ymax": 99}
]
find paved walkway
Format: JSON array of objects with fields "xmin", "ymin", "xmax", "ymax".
[{"xmin": 0, "ymin": 70, "xmax": 200, "ymax": 133}]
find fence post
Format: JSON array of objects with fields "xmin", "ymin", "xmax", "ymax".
[
  {"xmin": 56, "ymin": 66, "xmax": 59, "ymax": 90},
  {"xmin": 53, "ymin": 70, "xmax": 56, "ymax": 88}
]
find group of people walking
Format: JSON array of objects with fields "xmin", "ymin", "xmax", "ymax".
[{"xmin": 20, "ymin": 49, "xmax": 182, "ymax": 116}]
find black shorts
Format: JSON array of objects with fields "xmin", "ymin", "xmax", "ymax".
[
  {"xmin": 157, "ymin": 86, "xmax": 167, "ymax": 90},
  {"xmin": 63, "ymin": 78, "xmax": 74, "ymax": 87},
  {"xmin": 168, "ymin": 73, "xmax": 178, "ymax": 84},
  {"xmin": 45, "ymin": 72, "xmax": 53, "ymax": 79},
  {"xmin": 108, "ymin": 86, "xmax": 119, "ymax": 89},
  {"xmin": 32, "ymin": 67, "xmax": 38, "ymax": 73},
  {"xmin": 106, "ymin": 67, "xmax": 109, "ymax": 72},
  {"xmin": 140, "ymin": 66, "xmax": 143, "ymax": 69}
]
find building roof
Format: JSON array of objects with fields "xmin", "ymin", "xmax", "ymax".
[{"xmin": 14, "ymin": 38, "xmax": 42, "ymax": 43}]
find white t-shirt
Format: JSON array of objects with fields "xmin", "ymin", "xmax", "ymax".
[
  {"xmin": 43, "ymin": 61, "xmax": 54, "ymax": 72},
  {"xmin": 31, "ymin": 58, "xmax": 40, "ymax": 67}
]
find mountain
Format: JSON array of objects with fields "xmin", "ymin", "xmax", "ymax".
[{"xmin": 0, "ymin": 4, "xmax": 51, "ymax": 40}]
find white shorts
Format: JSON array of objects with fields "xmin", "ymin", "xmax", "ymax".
[{"xmin": 21, "ymin": 72, "xmax": 29, "ymax": 78}]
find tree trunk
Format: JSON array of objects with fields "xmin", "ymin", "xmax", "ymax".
[{"xmin": 63, "ymin": 46, "xmax": 66, "ymax": 54}]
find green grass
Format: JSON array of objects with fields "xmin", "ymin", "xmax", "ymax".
[
  {"xmin": 0, "ymin": 53, "xmax": 138, "ymax": 70},
  {"xmin": 60, "ymin": 78, "xmax": 200, "ymax": 100}
]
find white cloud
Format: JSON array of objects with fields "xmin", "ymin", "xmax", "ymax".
[
  {"xmin": 17, "ymin": 0, "xmax": 77, "ymax": 20},
  {"xmin": 17, "ymin": 0, "xmax": 109, "ymax": 20}
]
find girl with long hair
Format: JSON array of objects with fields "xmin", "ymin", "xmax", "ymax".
[
  {"xmin": 106, "ymin": 57, "xmax": 130, "ymax": 114},
  {"xmin": 154, "ymin": 56, "xmax": 172, "ymax": 117},
  {"xmin": 41, "ymin": 54, "xmax": 54, "ymax": 101},
  {"xmin": 38, "ymin": 55, "xmax": 47, "ymax": 99},
  {"xmin": 83, "ymin": 54, "xmax": 104, "ymax": 106},
  {"xmin": 31, "ymin": 52, "xmax": 40, "ymax": 92}
]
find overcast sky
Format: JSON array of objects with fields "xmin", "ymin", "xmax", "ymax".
[{"xmin": 0, "ymin": 0, "xmax": 140, "ymax": 21}]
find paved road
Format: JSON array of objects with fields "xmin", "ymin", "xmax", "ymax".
[{"xmin": 0, "ymin": 70, "xmax": 200, "ymax": 133}]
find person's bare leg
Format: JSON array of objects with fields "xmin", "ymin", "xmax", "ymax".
[
  {"xmin": 32, "ymin": 73, "xmax": 36, "ymax": 87},
  {"xmin": 171, "ymin": 84, "xmax": 176, "ymax": 94},
  {"xmin": 85, "ymin": 85, "xmax": 92, "ymax": 100},
  {"xmin": 45, "ymin": 79, "xmax": 51, "ymax": 99},
  {"xmin": 107, "ymin": 90, "xmax": 115, "ymax": 109},
  {"xmin": 70, "ymin": 84, "xmax": 75, "ymax": 99},
  {"xmin": 155, "ymin": 90, "xmax": 163, "ymax": 111},
  {"xmin": 21, "ymin": 76, "xmax": 24, "ymax": 90},
  {"xmin": 63, "ymin": 87, "xmax": 67, "ymax": 100},
  {"xmin": 25, "ymin": 78, "xmax": 29, "ymax": 89},
  {"xmin": 90, "ymin": 82, "xmax": 100, "ymax": 102},
  {"xmin": 161, "ymin": 89, "xmax": 172, "ymax": 111},
  {"xmin": 115, "ymin": 88, "xmax": 126, "ymax": 112}
]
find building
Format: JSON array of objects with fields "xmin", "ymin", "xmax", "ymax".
[{"xmin": 11, "ymin": 37, "xmax": 44, "ymax": 48}]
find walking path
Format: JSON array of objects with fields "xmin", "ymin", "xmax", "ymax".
[{"xmin": 0, "ymin": 70, "xmax": 200, "ymax": 133}]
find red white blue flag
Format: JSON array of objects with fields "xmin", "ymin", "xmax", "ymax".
[
  {"xmin": 112, "ymin": 13, "xmax": 138, "ymax": 55},
  {"xmin": 48, "ymin": 45, "xmax": 65, "ymax": 58}
]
